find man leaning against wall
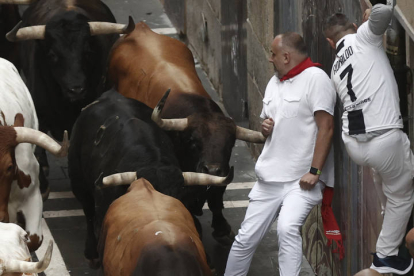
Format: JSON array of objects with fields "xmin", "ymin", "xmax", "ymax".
[
  {"xmin": 323, "ymin": 3, "xmax": 414, "ymax": 275},
  {"xmin": 224, "ymin": 32, "xmax": 336, "ymax": 276}
]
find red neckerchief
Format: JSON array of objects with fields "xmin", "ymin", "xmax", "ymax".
[
  {"xmin": 321, "ymin": 187, "xmax": 345, "ymax": 260},
  {"xmin": 279, "ymin": 57, "xmax": 322, "ymax": 82}
]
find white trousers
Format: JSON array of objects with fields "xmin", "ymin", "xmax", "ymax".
[
  {"xmin": 342, "ymin": 129, "xmax": 414, "ymax": 256},
  {"xmin": 224, "ymin": 179, "xmax": 323, "ymax": 276}
]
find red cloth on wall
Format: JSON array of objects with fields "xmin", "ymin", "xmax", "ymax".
[{"xmin": 321, "ymin": 186, "xmax": 345, "ymax": 260}]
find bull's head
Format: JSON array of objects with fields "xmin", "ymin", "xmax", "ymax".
[
  {"xmin": 0, "ymin": 114, "xmax": 68, "ymax": 223},
  {"xmin": 0, "ymin": 222, "xmax": 53, "ymax": 276},
  {"xmin": 6, "ymin": 14, "xmax": 134, "ymax": 102},
  {"xmin": 152, "ymin": 89, "xmax": 266, "ymax": 177}
]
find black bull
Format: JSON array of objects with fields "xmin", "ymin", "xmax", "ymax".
[
  {"xmin": 6, "ymin": 0, "xmax": 134, "ymax": 199},
  {"xmin": 68, "ymin": 90, "xmax": 233, "ymax": 266}
]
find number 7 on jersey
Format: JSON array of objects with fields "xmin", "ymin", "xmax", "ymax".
[{"xmin": 340, "ymin": 64, "xmax": 357, "ymax": 102}]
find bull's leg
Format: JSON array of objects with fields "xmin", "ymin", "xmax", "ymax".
[
  {"xmin": 38, "ymin": 162, "xmax": 50, "ymax": 202},
  {"xmin": 82, "ymin": 192, "xmax": 100, "ymax": 268},
  {"xmin": 193, "ymin": 215, "xmax": 215, "ymax": 273},
  {"xmin": 207, "ymin": 186, "xmax": 235, "ymax": 246},
  {"xmin": 35, "ymin": 123, "xmax": 50, "ymax": 201},
  {"xmin": 71, "ymin": 183, "xmax": 100, "ymax": 268}
]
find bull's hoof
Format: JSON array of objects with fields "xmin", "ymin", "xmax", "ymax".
[
  {"xmin": 41, "ymin": 186, "xmax": 50, "ymax": 202},
  {"xmin": 86, "ymin": 258, "xmax": 101, "ymax": 269},
  {"xmin": 212, "ymin": 230, "xmax": 235, "ymax": 246}
]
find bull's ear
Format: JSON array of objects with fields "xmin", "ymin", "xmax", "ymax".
[
  {"xmin": 14, "ymin": 113, "xmax": 25, "ymax": 127},
  {"xmin": 15, "ymin": 167, "xmax": 32, "ymax": 189}
]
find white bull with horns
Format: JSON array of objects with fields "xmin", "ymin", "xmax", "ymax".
[
  {"xmin": 0, "ymin": 222, "xmax": 53, "ymax": 276},
  {"xmin": 0, "ymin": 58, "xmax": 68, "ymax": 252}
]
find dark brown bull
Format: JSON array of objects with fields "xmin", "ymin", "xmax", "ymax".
[
  {"xmin": 109, "ymin": 22, "xmax": 266, "ymax": 245},
  {"xmin": 99, "ymin": 177, "xmax": 212, "ymax": 276}
]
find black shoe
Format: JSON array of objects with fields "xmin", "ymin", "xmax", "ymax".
[{"xmin": 370, "ymin": 252, "xmax": 413, "ymax": 275}]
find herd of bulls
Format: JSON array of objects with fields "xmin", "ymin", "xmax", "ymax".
[{"xmin": 0, "ymin": 0, "xmax": 267, "ymax": 275}]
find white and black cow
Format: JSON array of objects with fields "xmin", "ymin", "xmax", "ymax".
[{"xmin": 0, "ymin": 58, "xmax": 68, "ymax": 252}]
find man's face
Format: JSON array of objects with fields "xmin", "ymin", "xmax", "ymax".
[{"xmin": 269, "ymin": 36, "xmax": 285, "ymax": 78}]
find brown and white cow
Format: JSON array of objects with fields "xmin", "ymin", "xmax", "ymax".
[
  {"xmin": 0, "ymin": 57, "xmax": 68, "ymax": 252},
  {"xmin": 109, "ymin": 21, "xmax": 266, "ymax": 245},
  {"xmin": 0, "ymin": 222, "xmax": 53, "ymax": 276},
  {"xmin": 99, "ymin": 177, "xmax": 212, "ymax": 276}
]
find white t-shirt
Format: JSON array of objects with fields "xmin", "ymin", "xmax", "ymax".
[
  {"xmin": 331, "ymin": 22, "xmax": 403, "ymax": 135},
  {"xmin": 255, "ymin": 67, "xmax": 336, "ymax": 185}
]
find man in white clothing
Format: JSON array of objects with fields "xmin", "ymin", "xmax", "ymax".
[
  {"xmin": 324, "ymin": 4, "xmax": 414, "ymax": 274},
  {"xmin": 224, "ymin": 32, "xmax": 336, "ymax": 276}
]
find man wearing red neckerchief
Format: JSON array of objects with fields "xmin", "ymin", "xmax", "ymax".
[{"xmin": 224, "ymin": 32, "xmax": 337, "ymax": 276}]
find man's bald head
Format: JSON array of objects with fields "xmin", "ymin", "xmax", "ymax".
[
  {"xmin": 269, "ymin": 32, "xmax": 308, "ymax": 78},
  {"xmin": 353, "ymin": 269, "xmax": 381, "ymax": 276},
  {"xmin": 278, "ymin": 32, "xmax": 308, "ymax": 56},
  {"xmin": 406, "ymin": 228, "xmax": 414, "ymax": 258},
  {"xmin": 323, "ymin": 13, "xmax": 356, "ymax": 44}
]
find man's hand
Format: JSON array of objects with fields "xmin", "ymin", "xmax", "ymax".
[
  {"xmin": 363, "ymin": 8, "xmax": 371, "ymax": 23},
  {"xmin": 299, "ymin": 172, "xmax": 319, "ymax": 190},
  {"xmin": 261, "ymin": 118, "xmax": 274, "ymax": 137}
]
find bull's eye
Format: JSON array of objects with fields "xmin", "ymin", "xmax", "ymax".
[{"xmin": 7, "ymin": 165, "xmax": 13, "ymax": 173}]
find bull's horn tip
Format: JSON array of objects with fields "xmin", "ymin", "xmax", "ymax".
[
  {"xmin": 38, "ymin": 240, "xmax": 53, "ymax": 269},
  {"xmin": 225, "ymin": 166, "xmax": 234, "ymax": 184},
  {"xmin": 6, "ymin": 20, "xmax": 23, "ymax": 42},
  {"xmin": 124, "ymin": 16, "xmax": 135, "ymax": 34},
  {"xmin": 102, "ymin": 177, "xmax": 109, "ymax": 185}
]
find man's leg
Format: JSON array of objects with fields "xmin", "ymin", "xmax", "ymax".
[
  {"xmin": 224, "ymin": 181, "xmax": 284, "ymax": 276},
  {"xmin": 277, "ymin": 181, "xmax": 323, "ymax": 276},
  {"xmin": 369, "ymin": 130, "xmax": 414, "ymax": 256},
  {"xmin": 372, "ymin": 168, "xmax": 387, "ymax": 216}
]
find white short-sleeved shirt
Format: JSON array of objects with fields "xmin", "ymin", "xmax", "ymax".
[
  {"xmin": 331, "ymin": 22, "xmax": 403, "ymax": 135},
  {"xmin": 255, "ymin": 67, "xmax": 336, "ymax": 185}
]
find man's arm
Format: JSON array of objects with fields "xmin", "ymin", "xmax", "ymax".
[
  {"xmin": 299, "ymin": 110, "xmax": 334, "ymax": 190},
  {"xmin": 368, "ymin": 4, "xmax": 393, "ymax": 35}
]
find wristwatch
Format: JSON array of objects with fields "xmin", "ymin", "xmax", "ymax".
[{"xmin": 309, "ymin": 167, "xmax": 322, "ymax": 175}]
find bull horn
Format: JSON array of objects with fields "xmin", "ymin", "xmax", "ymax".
[
  {"xmin": 88, "ymin": 16, "xmax": 135, "ymax": 36},
  {"xmin": 183, "ymin": 166, "xmax": 234, "ymax": 186},
  {"xmin": 102, "ymin": 167, "xmax": 234, "ymax": 187},
  {"xmin": 235, "ymin": 126, "xmax": 266, "ymax": 143},
  {"xmin": 6, "ymin": 21, "xmax": 46, "ymax": 42},
  {"xmin": 15, "ymin": 127, "xmax": 69, "ymax": 157},
  {"xmin": 0, "ymin": 0, "xmax": 32, "ymax": 3},
  {"xmin": 3, "ymin": 240, "xmax": 53, "ymax": 274},
  {"xmin": 151, "ymin": 89, "xmax": 188, "ymax": 131},
  {"xmin": 102, "ymin": 172, "xmax": 136, "ymax": 186}
]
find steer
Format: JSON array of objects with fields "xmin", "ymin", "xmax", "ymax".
[
  {"xmin": 68, "ymin": 90, "xmax": 232, "ymax": 267},
  {"xmin": 0, "ymin": 222, "xmax": 53, "ymax": 276},
  {"xmin": 5, "ymin": 0, "xmax": 134, "ymax": 199},
  {"xmin": 99, "ymin": 177, "xmax": 212, "ymax": 276},
  {"xmin": 0, "ymin": 57, "xmax": 68, "ymax": 252},
  {"xmin": 109, "ymin": 21, "xmax": 266, "ymax": 245}
]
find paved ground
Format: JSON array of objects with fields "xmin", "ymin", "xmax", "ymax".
[{"xmin": 27, "ymin": 0, "xmax": 316, "ymax": 275}]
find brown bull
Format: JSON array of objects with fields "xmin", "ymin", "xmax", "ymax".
[
  {"xmin": 99, "ymin": 178, "xmax": 212, "ymax": 276},
  {"xmin": 109, "ymin": 21, "xmax": 265, "ymax": 245}
]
